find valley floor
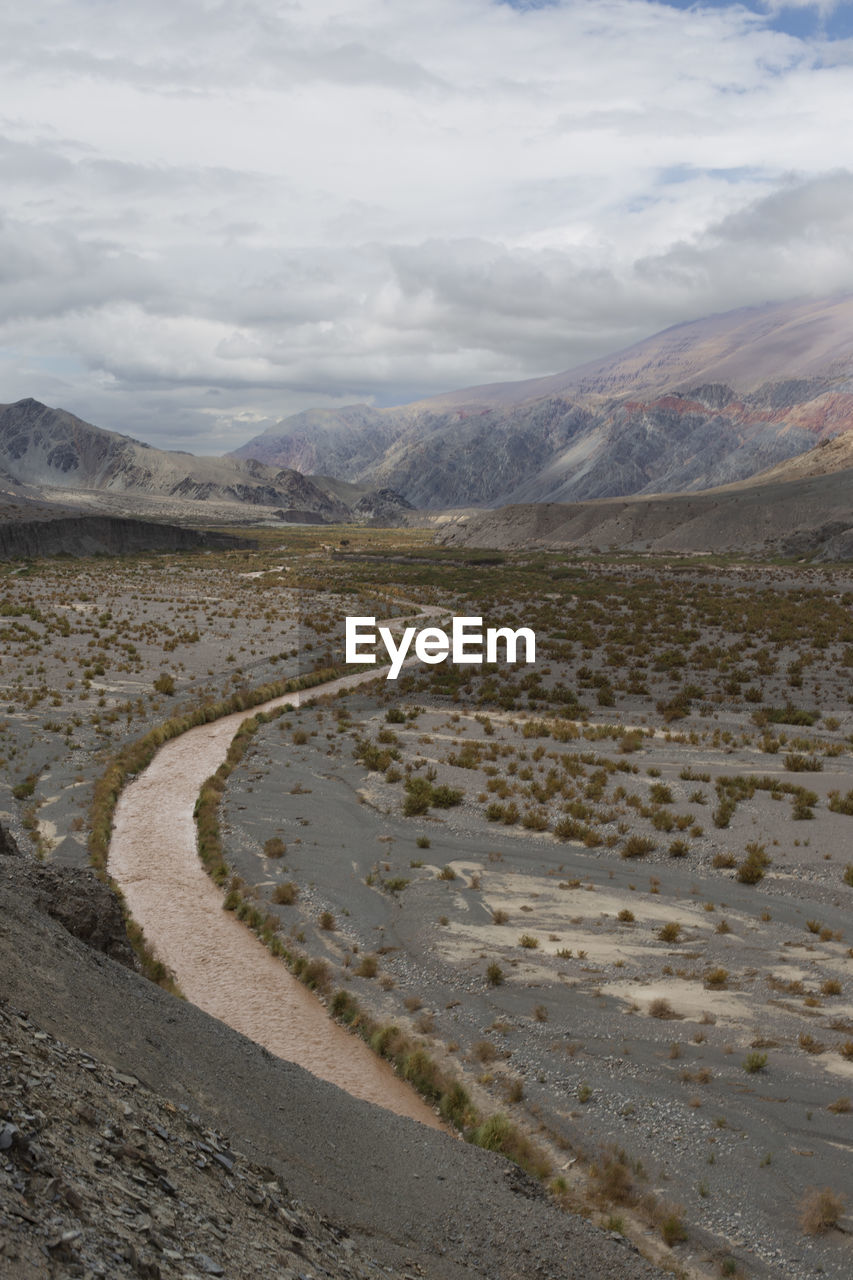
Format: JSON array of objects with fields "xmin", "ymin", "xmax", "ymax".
[{"xmin": 2, "ymin": 529, "xmax": 853, "ymax": 1278}]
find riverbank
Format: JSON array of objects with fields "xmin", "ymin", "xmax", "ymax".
[{"xmin": 0, "ymin": 841, "xmax": 666, "ymax": 1280}]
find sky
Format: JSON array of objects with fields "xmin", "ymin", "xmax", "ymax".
[{"xmin": 1, "ymin": 0, "xmax": 853, "ymax": 454}]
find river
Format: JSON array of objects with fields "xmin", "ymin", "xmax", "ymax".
[{"xmin": 108, "ymin": 667, "xmax": 443, "ymax": 1129}]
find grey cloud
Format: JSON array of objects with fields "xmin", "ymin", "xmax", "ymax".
[{"xmin": 2, "ymin": 2, "xmax": 853, "ymax": 453}]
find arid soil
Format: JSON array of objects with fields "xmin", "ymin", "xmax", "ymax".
[
  {"xmin": 3, "ymin": 534, "xmax": 853, "ymax": 1279},
  {"xmin": 211, "ymin": 557, "xmax": 853, "ymax": 1280},
  {"xmin": 0, "ymin": 843, "xmax": 664, "ymax": 1280}
]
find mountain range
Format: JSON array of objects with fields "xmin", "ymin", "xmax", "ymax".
[
  {"xmin": 0, "ymin": 398, "xmax": 410, "ymax": 525},
  {"xmin": 231, "ymin": 294, "xmax": 853, "ymax": 508},
  {"xmin": 3, "ymin": 293, "xmax": 853, "ymax": 545}
]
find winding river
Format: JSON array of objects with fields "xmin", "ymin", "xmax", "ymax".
[{"xmin": 108, "ymin": 665, "xmax": 443, "ymax": 1130}]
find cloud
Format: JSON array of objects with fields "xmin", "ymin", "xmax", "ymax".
[
  {"xmin": 761, "ymin": 0, "xmax": 840, "ymax": 14},
  {"xmin": 0, "ymin": 0, "xmax": 852, "ymax": 451}
]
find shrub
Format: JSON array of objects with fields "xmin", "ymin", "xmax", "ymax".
[
  {"xmin": 737, "ymin": 841, "xmax": 771, "ymax": 885},
  {"xmin": 416, "ymin": 835, "xmax": 431, "ymax": 848},
  {"xmin": 302, "ymin": 957, "xmax": 331, "ymax": 992},
  {"xmin": 404, "ymin": 777, "xmax": 432, "ymax": 815},
  {"xmin": 649, "ymin": 998, "xmax": 680, "ymax": 1019},
  {"xmin": 474, "ymin": 1040, "xmax": 500, "ymax": 1066},
  {"xmin": 651, "ymin": 809, "xmax": 675, "ymax": 832},
  {"xmin": 765, "ymin": 704, "xmax": 817, "ymax": 726},
  {"xmin": 621, "ymin": 835, "xmax": 657, "ymax": 858},
  {"xmin": 522, "ymin": 807, "xmax": 549, "ymax": 831},
  {"xmin": 617, "ymin": 908, "xmax": 635, "ymax": 923},
  {"xmin": 649, "ymin": 782, "xmax": 674, "ymax": 804},
  {"xmin": 829, "ymin": 790, "xmax": 853, "ymax": 816},
  {"xmin": 437, "ymin": 864, "xmax": 457, "ymax": 880},
  {"xmin": 356, "ymin": 953, "xmax": 378, "ymax": 978},
  {"xmin": 431, "ymin": 784, "xmax": 463, "ymax": 808},
  {"xmin": 439, "ymin": 1081, "xmax": 474, "ymax": 1128},
  {"xmin": 743, "ymin": 1051, "xmax": 767, "ymax": 1074},
  {"xmin": 383, "ymin": 877, "xmax": 409, "ymax": 894},
  {"xmin": 402, "ymin": 1048, "xmax": 441, "ymax": 1100},
  {"xmin": 503, "ymin": 1076, "xmax": 524, "ymax": 1104},
  {"xmin": 153, "ymin": 672, "xmax": 175, "ymax": 695},
  {"xmin": 469, "ymin": 1113, "xmax": 551, "ymax": 1179},
  {"xmin": 591, "ymin": 1152, "xmax": 634, "ymax": 1204},
  {"xmin": 705, "ymin": 967, "xmax": 729, "ymax": 989},
  {"xmin": 319, "ymin": 910, "xmax": 335, "ymax": 931},
  {"xmin": 330, "ymin": 989, "xmax": 359, "ymax": 1023},
  {"xmin": 799, "ymin": 1187, "xmax": 844, "ymax": 1235},
  {"xmin": 783, "ymin": 752, "xmax": 822, "ymax": 772},
  {"xmin": 518, "ymin": 934, "xmax": 539, "ymax": 949},
  {"xmin": 486, "ymin": 962, "xmax": 504, "ymax": 986},
  {"xmin": 272, "ymin": 881, "xmax": 298, "ymax": 905},
  {"xmin": 658, "ymin": 922, "xmax": 681, "ymax": 943},
  {"xmin": 12, "ymin": 773, "xmax": 39, "ymax": 800},
  {"xmin": 264, "ymin": 836, "xmax": 286, "ymax": 859},
  {"xmin": 658, "ymin": 1207, "xmax": 688, "ymax": 1247}
]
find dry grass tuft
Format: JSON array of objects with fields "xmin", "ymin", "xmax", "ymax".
[{"xmin": 799, "ymin": 1187, "xmax": 844, "ymax": 1235}]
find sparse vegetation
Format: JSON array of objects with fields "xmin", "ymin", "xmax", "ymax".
[{"xmin": 799, "ymin": 1187, "xmax": 844, "ymax": 1235}]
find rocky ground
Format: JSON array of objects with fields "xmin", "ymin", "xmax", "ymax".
[
  {"xmin": 212, "ymin": 559, "xmax": 853, "ymax": 1280},
  {"xmin": 3, "ymin": 535, "xmax": 853, "ymax": 1280},
  {"xmin": 0, "ymin": 536, "xmax": 378, "ymax": 866},
  {"xmin": 1, "ymin": 833, "xmax": 667, "ymax": 1280}
]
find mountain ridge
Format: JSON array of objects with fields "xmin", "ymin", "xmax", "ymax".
[
  {"xmin": 230, "ymin": 294, "xmax": 853, "ymax": 508},
  {"xmin": 0, "ymin": 398, "xmax": 411, "ymax": 525}
]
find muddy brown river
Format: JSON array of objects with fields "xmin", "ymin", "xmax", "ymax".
[{"xmin": 109, "ymin": 668, "xmax": 443, "ymax": 1130}]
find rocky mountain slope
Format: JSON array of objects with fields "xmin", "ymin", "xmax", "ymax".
[
  {"xmin": 0, "ymin": 837, "xmax": 664, "ymax": 1280},
  {"xmin": 438, "ymin": 447, "xmax": 853, "ymax": 560},
  {"xmin": 231, "ymin": 294, "xmax": 853, "ymax": 508},
  {"xmin": 0, "ymin": 399, "xmax": 410, "ymax": 525}
]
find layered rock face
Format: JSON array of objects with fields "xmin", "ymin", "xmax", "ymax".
[{"xmin": 232, "ymin": 295, "xmax": 853, "ymax": 508}]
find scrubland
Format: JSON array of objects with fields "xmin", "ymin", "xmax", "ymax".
[{"xmin": 3, "ymin": 530, "xmax": 853, "ymax": 1278}]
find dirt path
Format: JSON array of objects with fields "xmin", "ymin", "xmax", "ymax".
[{"xmin": 108, "ymin": 666, "xmax": 443, "ymax": 1129}]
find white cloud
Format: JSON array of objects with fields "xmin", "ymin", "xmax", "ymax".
[
  {"xmin": 761, "ymin": 1, "xmax": 840, "ymax": 15},
  {"xmin": 0, "ymin": 0, "xmax": 852, "ymax": 451}
]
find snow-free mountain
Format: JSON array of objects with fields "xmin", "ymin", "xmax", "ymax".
[
  {"xmin": 231, "ymin": 295, "xmax": 853, "ymax": 508},
  {"xmin": 0, "ymin": 398, "xmax": 410, "ymax": 524}
]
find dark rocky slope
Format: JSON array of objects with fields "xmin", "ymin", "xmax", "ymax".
[
  {"xmin": 438, "ymin": 463, "xmax": 853, "ymax": 560},
  {"xmin": 0, "ymin": 514, "xmax": 253, "ymax": 560}
]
